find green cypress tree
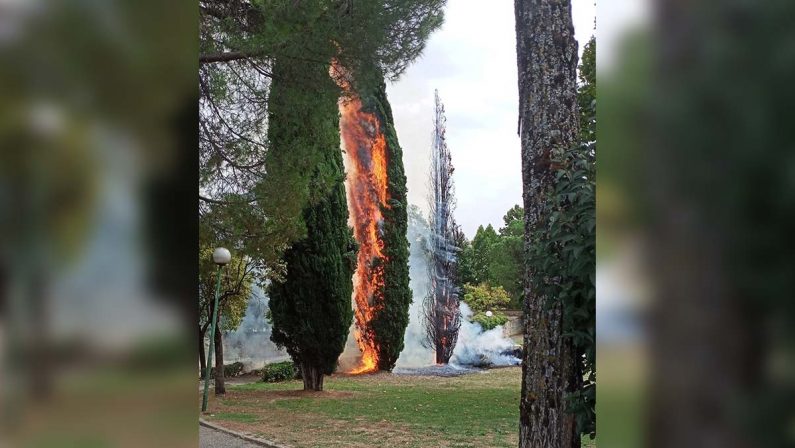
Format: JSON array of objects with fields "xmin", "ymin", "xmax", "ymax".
[
  {"xmin": 358, "ymin": 78, "xmax": 412, "ymax": 371},
  {"xmin": 267, "ymin": 58, "xmax": 357, "ymax": 391}
]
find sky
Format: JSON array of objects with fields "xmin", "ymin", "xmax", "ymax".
[{"xmin": 386, "ymin": 0, "xmax": 596, "ymax": 238}]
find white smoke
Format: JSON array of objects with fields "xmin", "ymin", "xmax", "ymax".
[
  {"xmin": 396, "ymin": 206, "xmax": 520, "ymax": 369},
  {"xmin": 223, "ymin": 285, "xmax": 289, "ymax": 372},
  {"xmin": 450, "ymin": 302, "xmax": 519, "ymax": 367},
  {"xmin": 394, "ymin": 210, "xmax": 435, "ymax": 367}
]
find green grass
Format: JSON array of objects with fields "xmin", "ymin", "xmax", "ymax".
[
  {"xmin": 238, "ymin": 376, "xmax": 515, "ymax": 433},
  {"xmin": 205, "ymin": 368, "xmax": 595, "ymax": 447}
]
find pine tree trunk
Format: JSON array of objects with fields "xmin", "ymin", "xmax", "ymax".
[
  {"xmin": 198, "ymin": 325, "xmax": 206, "ymax": 377},
  {"xmin": 213, "ymin": 315, "xmax": 225, "ymax": 395},
  {"xmin": 301, "ymin": 361, "xmax": 324, "ymax": 391},
  {"xmin": 514, "ymin": 0, "xmax": 580, "ymax": 446}
]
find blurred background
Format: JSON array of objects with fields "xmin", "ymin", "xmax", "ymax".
[
  {"xmin": 598, "ymin": 0, "xmax": 795, "ymax": 447},
  {"xmin": 0, "ymin": 1, "xmax": 198, "ymax": 446}
]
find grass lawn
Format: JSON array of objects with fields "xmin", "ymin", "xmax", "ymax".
[{"xmin": 202, "ymin": 366, "xmax": 596, "ymax": 448}]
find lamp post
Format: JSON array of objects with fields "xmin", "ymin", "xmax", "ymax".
[{"xmin": 201, "ymin": 247, "xmax": 231, "ymax": 412}]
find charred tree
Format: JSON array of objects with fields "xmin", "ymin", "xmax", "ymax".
[
  {"xmin": 422, "ymin": 90, "xmax": 461, "ymax": 365},
  {"xmin": 267, "ymin": 57, "xmax": 357, "ymax": 391},
  {"xmin": 514, "ymin": 0, "xmax": 581, "ymax": 447}
]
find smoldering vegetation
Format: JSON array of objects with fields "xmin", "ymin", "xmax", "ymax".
[{"xmin": 395, "ymin": 206, "xmax": 519, "ymax": 373}]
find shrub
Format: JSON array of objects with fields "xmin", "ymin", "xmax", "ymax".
[
  {"xmin": 462, "ymin": 283, "xmax": 511, "ymax": 313},
  {"xmin": 462, "ymin": 283, "xmax": 511, "ymax": 330},
  {"xmin": 470, "ymin": 311, "xmax": 509, "ymax": 331},
  {"xmin": 261, "ymin": 361, "xmax": 297, "ymax": 383},
  {"xmin": 199, "ymin": 362, "xmax": 245, "ymax": 379}
]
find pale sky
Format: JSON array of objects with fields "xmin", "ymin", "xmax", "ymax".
[{"xmin": 387, "ymin": 0, "xmax": 596, "ymax": 238}]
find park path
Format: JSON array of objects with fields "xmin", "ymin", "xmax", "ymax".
[{"xmin": 200, "ymin": 425, "xmax": 261, "ymax": 448}]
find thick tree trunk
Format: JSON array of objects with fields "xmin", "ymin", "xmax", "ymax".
[
  {"xmin": 301, "ymin": 361, "xmax": 324, "ymax": 391},
  {"xmin": 514, "ymin": 0, "xmax": 580, "ymax": 447},
  {"xmin": 198, "ymin": 325, "xmax": 207, "ymax": 377},
  {"xmin": 213, "ymin": 314, "xmax": 225, "ymax": 395}
]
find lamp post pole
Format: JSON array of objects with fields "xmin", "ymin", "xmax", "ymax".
[{"xmin": 202, "ymin": 247, "xmax": 231, "ymax": 412}]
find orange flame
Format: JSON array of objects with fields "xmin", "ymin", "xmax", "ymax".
[{"xmin": 334, "ymin": 61, "xmax": 390, "ymax": 374}]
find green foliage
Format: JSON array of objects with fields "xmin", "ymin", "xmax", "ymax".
[
  {"xmin": 360, "ymin": 78, "xmax": 413, "ymax": 371},
  {"xmin": 200, "ymin": 362, "xmax": 246, "ymax": 380},
  {"xmin": 492, "ymin": 207, "xmax": 525, "ymax": 308},
  {"xmin": 462, "ymin": 283, "xmax": 511, "ymax": 331},
  {"xmin": 199, "ymin": 0, "xmax": 447, "ymax": 282},
  {"xmin": 261, "ymin": 361, "xmax": 297, "ymax": 383},
  {"xmin": 198, "ymin": 247, "xmax": 254, "ymax": 332},
  {"xmin": 468, "ymin": 225, "xmax": 499, "ymax": 284},
  {"xmin": 461, "ymin": 283, "xmax": 511, "ymax": 312},
  {"xmin": 267, "ymin": 60, "xmax": 357, "ymax": 379},
  {"xmin": 456, "ymin": 211, "xmax": 524, "ymax": 309},
  {"xmin": 470, "ymin": 312, "xmax": 509, "ymax": 331},
  {"xmin": 525, "ymin": 34, "xmax": 596, "ymax": 439},
  {"xmin": 201, "ymin": 1, "xmax": 446, "ymax": 86},
  {"xmin": 578, "ymin": 36, "xmax": 596, "ymax": 144},
  {"xmin": 527, "ymin": 144, "xmax": 595, "ymax": 437}
]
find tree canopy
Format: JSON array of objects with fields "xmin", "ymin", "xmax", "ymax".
[{"xmin": 199, "ymin": 0, "xmax": 446, "ymax": 282}]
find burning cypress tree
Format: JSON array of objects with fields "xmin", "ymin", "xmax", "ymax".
[
  {"xmin": 364, "ymin": 80, "xmax": 412, "ymax": 372},
  {"xmin": 267, "ymin": 58, "xmax": 357, "ymax": 391},
  {"xmin": 338, "ymin": 71, "xmax": 412, "ymax": 373},
  {"xmin": 423, "ymin": 90, "xmax": 461, "ymax": 364}
]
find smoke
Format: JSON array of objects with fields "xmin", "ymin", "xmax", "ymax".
[
  {"xmin": 395, "ymin": 206, "xmax": 435, "ymax": 367},
  {"xmin": 223, "ymin": 285, "xmax": 289, "ymax": 372},
  {"xmin": 396, "ymin": 206, "xmax": 519, "ymax": 368},
  {"xmin": 450, "ymin": 302, "xmax": 519, "ymax": 367}
]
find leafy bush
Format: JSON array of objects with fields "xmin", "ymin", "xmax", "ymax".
[
  {"xmin": 261, "ymin": 361, "xmax": 297, "ymax": 383},
  {"xmin": 200, "ymin": 361, "xmax": 245, "ymax": 379},
  {"xmin": 470, "ymin": 311, "xmax": 509, "ymax": 331},
  {"xmin": 462, "ymin": 283, "xmax": 511, "ymax": 313},
  {"xmin": 461, "ymin": 283, "xmax": 511, "ymax": 330},
  {"xmin": 526, "ymin": 142, "xmax": 595, "ymax": 438}
]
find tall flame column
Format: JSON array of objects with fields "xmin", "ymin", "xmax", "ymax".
[{"xmin": 338, "ymin": 75, "xmax": 412, "ymax": 373}]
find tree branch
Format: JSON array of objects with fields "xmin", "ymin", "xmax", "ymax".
[{"xmin": 200, "ymin": 51, "xmax": 257, "ymax": 64}]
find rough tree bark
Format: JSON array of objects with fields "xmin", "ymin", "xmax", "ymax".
[
  {"xmin": 213, "ymin": 308, "xmax": 226, "ymax": 395},
  {"xmin": 514, "ymin": 0, "xmax": 580, "ymax": 447},
  {"xmin": 301, "ymin": 361, "xmax": 324, "ymax": 391}
]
